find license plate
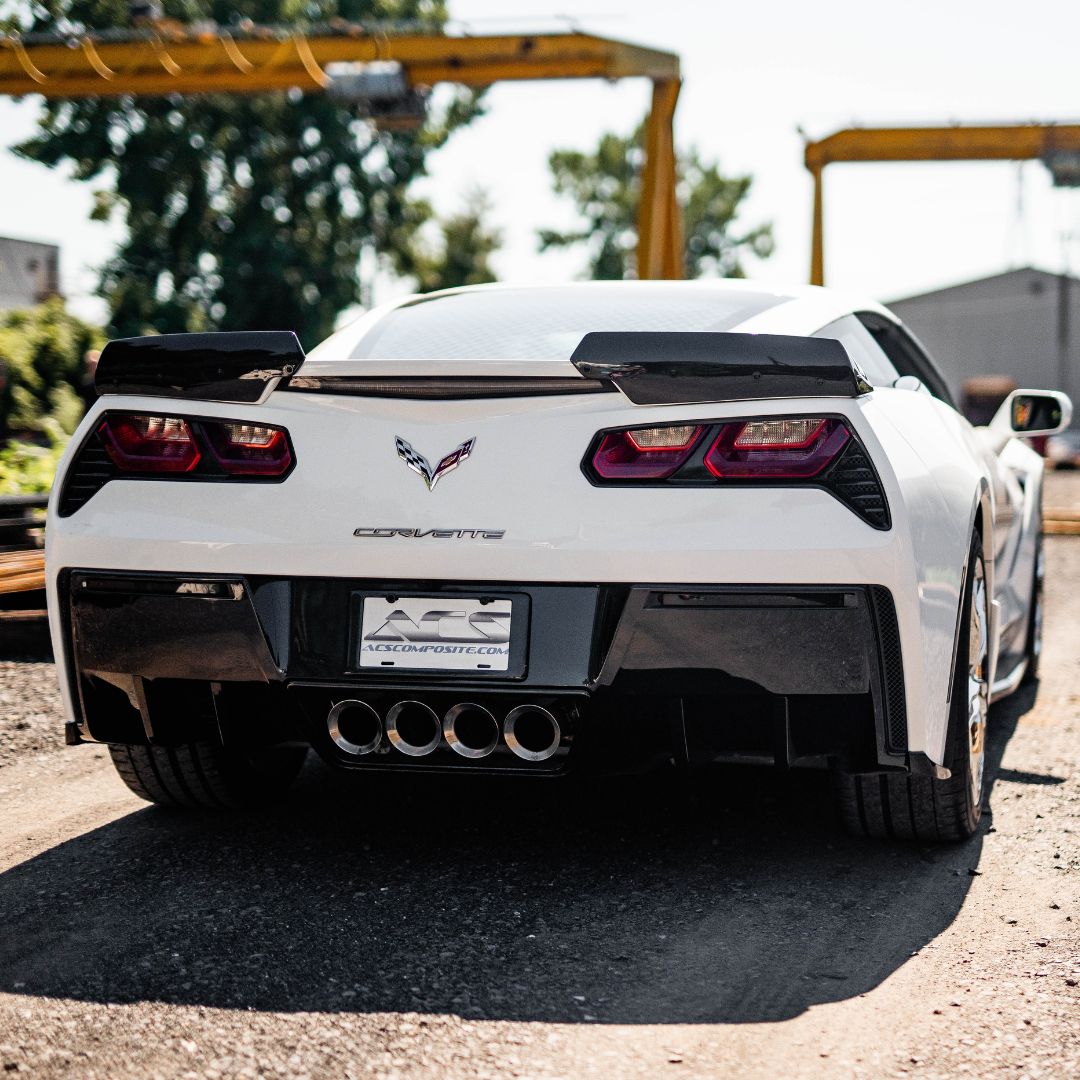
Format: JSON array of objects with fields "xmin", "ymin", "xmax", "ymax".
[{"xmin": 358, "ymin": 596, "xmax": 513, "ymax": 672}]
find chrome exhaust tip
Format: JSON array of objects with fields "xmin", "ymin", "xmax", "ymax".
[
  {"xmin": 503, "ymin": 704, "xmax": 561, "ymax": 763},
  {"xmin": 327, "ymin": 699, "xmax": 383, "ymax": 756},
  {"xmin": 385, "ymin": 700, "xmax": 442, "ymax": 757},
  {"xmin": 443, "ymin": 702, "xmax": 500, "ymax": 760}
]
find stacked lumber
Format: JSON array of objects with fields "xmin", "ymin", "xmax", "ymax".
[{"xmin": 0, "ymin": 549, "xmax": 46, "ymax": 595}]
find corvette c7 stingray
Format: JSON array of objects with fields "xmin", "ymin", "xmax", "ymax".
[{"xmin": 46, "ymin": 281, "xmax": 1070, "ymax": 841}]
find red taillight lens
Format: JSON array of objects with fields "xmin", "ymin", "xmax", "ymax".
[
  {"xmin": 592, "ymin": 425, "xmax": 703, "ymax": 479},
  {"xmin": 98, "ymin": 414, "xmax": 201, "ymax": 473},
  {"xmin": 204, "ymin": 421, "xmax": 293, "ymax": 476},
  {"xmin": 704, "ymin": 418, "xmax": 849, "ymax": 478}
]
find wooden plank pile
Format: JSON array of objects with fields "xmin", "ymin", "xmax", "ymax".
[{"xmin": 0, "ymin": 549, "xmax": 46, "ymax": 596}]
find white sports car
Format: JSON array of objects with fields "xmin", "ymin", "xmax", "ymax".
[{"xmin": 46, "ymin": 281, "xmax": 1069, "ymax": 842}]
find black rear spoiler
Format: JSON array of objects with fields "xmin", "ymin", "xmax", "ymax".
[
  {"xmin": 95, "ymin": 331, "xmax": 305, "ymax": 404},
  {"xmin": 570, "ymin": 332, "xmax": 870, "ymax": 405}
]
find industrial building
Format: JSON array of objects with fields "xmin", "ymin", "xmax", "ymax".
[
  {"xmin": 889, "ymin": 267, "xmax": 1080, "ymax": 414},
  {"xmin": 0, "ymin": 236, "xmax": 61, "ymax": 311}
]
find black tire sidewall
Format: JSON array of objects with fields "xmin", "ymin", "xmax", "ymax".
[
  {"xmin": 945, "ymin": 534, "xmax": 986, "ymax": 835},
  {"xmin": 1024, "ymin": 531, "xmax": 1044, "ymax": 684}
]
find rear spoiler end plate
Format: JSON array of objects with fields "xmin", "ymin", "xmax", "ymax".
[
  {"xmin": 570, "ymin": 332, "xmax": 870, "ymax": 405},
  {"xmin": 95, "ymin": 331, "xmax": 305, "ymax": 404}
]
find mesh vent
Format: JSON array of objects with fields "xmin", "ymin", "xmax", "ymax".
[
  {"xmin": 823, "ymin": 438, "xmax": 891, "ymax": 529},
  {"xmin": 870, "ymin": 586, "xmax": 907, "ymax": 753},
  {"xmin": 58, "ymin": 432, "xmax": 117, "ymax": 517}
]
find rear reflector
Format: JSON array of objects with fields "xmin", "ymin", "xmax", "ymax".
[
  {"xmin": 592, "ymin": 425, "xmax": 703, "ymax": 479},
  {"xmin": 98, "ymin": 414, "xmax": 200, "ymax": 473},
  {"xmin": 705, "ymin": 418, "xmax": 848, "ymax": 478}
]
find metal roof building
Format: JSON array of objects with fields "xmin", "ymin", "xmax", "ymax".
[
  {"xmin": 888, "ymin": 267, "xmax": 1080, "ymax": 409},
  {"xmin": 0, "ymin": 236, "xmax": 61, "ymax": 312}
]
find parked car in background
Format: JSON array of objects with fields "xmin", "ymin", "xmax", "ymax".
[{"xmin": 1046, "ymin": 429, "xmax": 1080, "ymax": 470}]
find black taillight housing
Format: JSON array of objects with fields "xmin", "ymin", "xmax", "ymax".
[
  {"xmin": 583, "ymin": 415, "xmax": 891, "ymax": 530},
  {"xmin": 59, "ymin": 411, "xmax": 295, "ymax": 516}
]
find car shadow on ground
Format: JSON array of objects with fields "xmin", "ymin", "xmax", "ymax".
[{"xmin": 0, "ymin": 684, "xmax": 1037, "ymax": 1025}]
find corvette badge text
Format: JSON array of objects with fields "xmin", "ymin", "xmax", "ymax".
[{"xmin": 353, "ymin": 528, "xmax": 505, "ymax": 539}]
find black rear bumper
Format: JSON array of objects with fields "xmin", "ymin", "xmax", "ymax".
[{"xmin": 61, "ymin": 570, "xmax": 908, "ymax": 774}]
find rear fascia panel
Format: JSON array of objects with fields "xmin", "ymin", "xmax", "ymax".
[{"xmin": 47, "ymin": 387, "xmax": 972, "ymax": 766}]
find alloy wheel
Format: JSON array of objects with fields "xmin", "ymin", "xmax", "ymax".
[{"xmin": 968, "ymin": 559, "xmax": 990, "ymax": 808}]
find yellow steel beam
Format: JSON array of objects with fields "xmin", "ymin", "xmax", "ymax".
[
  {"xmin": 805, "ymin": 124, "xmax": 1080, "ymax": 169},
  {"xmin": 804, "ymin": 123, "xmax": 1080, "ymax": 285},
  {"xmin": 809, "ymin": 165, "xmax": 824, "ymax": 289},
  {"xmin": 637, "ymin": 78, "xmax": 682, "ymax": 280},
  {"xmin": 0, "ymin": 29, "xmax": 679, "ymax": 98},
  {"xmin": 0, "ymin": 26, "xmax": 683, "ymax": 280}
]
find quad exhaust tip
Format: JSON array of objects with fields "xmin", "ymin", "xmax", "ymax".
[
  {"xmin": 443, "ymin": 702, "xmax": 500, "ymax": 759},
  {"xmin": 503, "ymin": 704, "xmax": 561, "ymax": 763},
  {"xmin": 327, "ymin": 699, "xmax": 383, "ymax": 756},
  {"xmin": 327, "ymin": 698, "xmax": 563, "ymax": 762},
  {"xmin": 385, "ymin": 700, "xmax": 443, "ymax": 757}
]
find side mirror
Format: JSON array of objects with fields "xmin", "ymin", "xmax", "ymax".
[{"xmin": 991, "ymin": 389, "xmax": 1072, "ymax": 436}]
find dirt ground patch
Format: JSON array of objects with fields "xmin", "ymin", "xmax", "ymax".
[{"xmin": 0, "ymin": 477, "xmax": 1077, "ymax": 1078}]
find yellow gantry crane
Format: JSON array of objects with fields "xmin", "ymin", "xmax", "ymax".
[
  {"xmin": 0, "ymin": 23, "xmax": 683, "ymax": 279},
  {"xmin": 804, "ymin": 123, "xmax": 1080, "ymax": 285}
]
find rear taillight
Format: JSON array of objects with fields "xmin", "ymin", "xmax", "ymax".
[
  {"xmin": 583, "ymin": 414, "xmax": 889, "ymax": 529},
  {"xmin": 98, "ymin": 414, "xmax": 293, "ymax": 478},
  {"xmin": 61, "ymin": 411, "xmax": 295, "ymax": 516},
  {"xmin": 704, "ymin": 418, "xmax": 848, "ymax": 479},
  {"xmin": 592, "ymin": 425, "xmax": 703, "ymax": 479},
  {"xmin": 205, "ymin": 422, "xmax": 293, "ymax": 476},
  {"xmin": 98, "ymin": 414, "xmax": 201, "ymax": 473}
]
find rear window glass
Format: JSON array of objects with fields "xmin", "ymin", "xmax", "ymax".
[{"xmin": 350, "ymin": 286, "xmax": 792, "ymax": 360}]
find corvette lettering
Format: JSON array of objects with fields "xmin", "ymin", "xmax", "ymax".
[{"xmin": 353, "ymin": 527, "xmax": 505, "ymax": 539}]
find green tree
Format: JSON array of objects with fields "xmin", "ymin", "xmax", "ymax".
[
  {"xmin": 540, "ymin": 123, "xmax": 774, "ymax": 280},
  {"xmin": 0, "ymin": 298, "xmax": 102, "ymax": 438},
  {"xmin": 393, "ymin": 188, "xmax": 501, "ymax": 293},
  {"xmin": 5, "ymin": 1, "xmax": 479, "ymax": 347}
]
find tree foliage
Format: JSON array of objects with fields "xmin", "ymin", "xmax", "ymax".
[
  {"xmin": 392, "ymin": 188, "xmax": 501, "ymax": 293},
  {"xmin": 6, "ymin": 1, "xmax": 479, "ymax": 346},
  {"xmin": 540, "ymin": 123, "xmax": 774, "ymax": 280},
  {"xmin": 0, "ymin": 419, "xmax": 70, "ymax": 494},
  {"xmin": 0, "ymin": 297, "xmax": 101, "ymax": 436}
]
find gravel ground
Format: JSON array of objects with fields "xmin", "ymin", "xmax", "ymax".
[
  {"xmin": 0, "ymin": 476, "xmax": 1077, "ymax": 1078},
  {"xmin": 0, "ymin": 660, "xmax": 63, "ymax": 770}
]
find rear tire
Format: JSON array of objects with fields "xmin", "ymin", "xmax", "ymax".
[
  {"xmin": 1021, "ymin": 529, "xmax": 1044, "ymax": 685},
  {"xmin": 108, "ymin": 739, "xmax": 307, "ymax": 809},
  {"xmin": 835, "ymin": 533, "xmax": 988, "ymax": 842}
]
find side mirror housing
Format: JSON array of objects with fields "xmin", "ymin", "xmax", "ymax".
[{"xmin": 991, "ymin": 389, "xmax": 1072, "ymax": 437}]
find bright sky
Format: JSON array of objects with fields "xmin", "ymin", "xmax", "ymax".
[{"xmin": 1, "ymin": 0, "xmax": 1079, "ymax": 324}]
